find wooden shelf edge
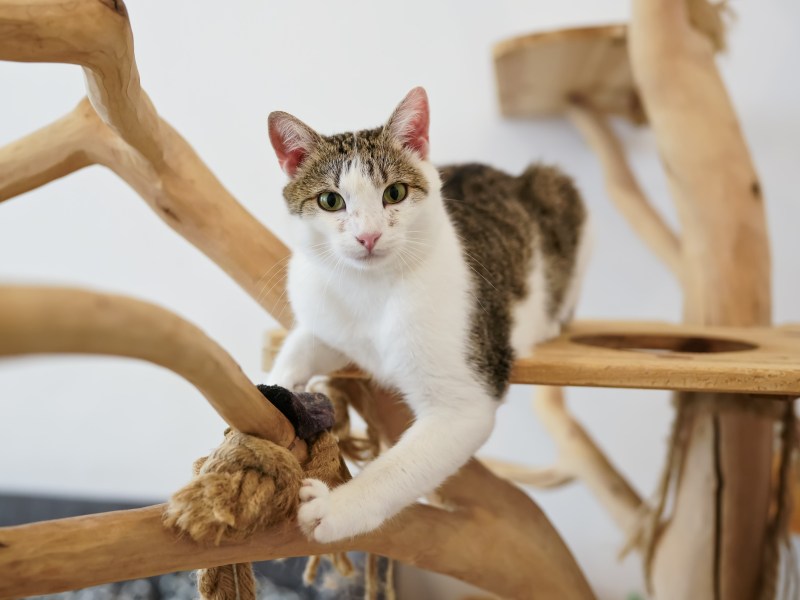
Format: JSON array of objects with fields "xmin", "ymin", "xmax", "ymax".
[{"xmin": 264, "ymin": 321, "xmax": 800, "ymax": 396}]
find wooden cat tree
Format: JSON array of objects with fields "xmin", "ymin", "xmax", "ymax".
[{"xmin": 0, "ymin": 1, "xmax": 796, "ymax": 599}]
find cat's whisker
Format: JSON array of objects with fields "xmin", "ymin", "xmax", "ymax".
[
  {"xmin": 273, "ymin": 286, "xmax": 293, "ymax": 325},
  {"xmin": 255, "ymin": 256, "xmax": 292, "ymax": 304},
  {"xmin": 258, "ymin": 264, "xmax": 293, "ymax": 305},
  {"xmin": 253, "ymin": 254, "xmax": 291, "ymax": 291}
]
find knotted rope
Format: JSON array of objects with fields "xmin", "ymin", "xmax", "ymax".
[
  {"xmin": 163, "ymin": 385, "xmax": 344, "ymax": 600},
  {"xmin": 163, "ymin": 381, "xmax": 393, "ymax": 600}
]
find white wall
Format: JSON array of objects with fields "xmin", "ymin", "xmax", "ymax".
[{"xmin": 1, "ymin": 1, "xmax": 798, "ymax": 598}]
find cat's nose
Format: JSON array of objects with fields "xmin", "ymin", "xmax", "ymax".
[{"xmin": 356, "ymin": 232, "xmax": 382, "ymax": 253}]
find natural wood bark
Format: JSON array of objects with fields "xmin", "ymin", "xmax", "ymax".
[
  {"xmin": 481, "ymin": 386, "xmax": 645, "ymax": 545},
  {"xmin": 566, "ymin": 100, "xmax": 683, "ymax": 281},
  {"xmin": 479, "ymin": 457, "xmax": 576, "ymax": 489},
  {"xmin": 0, "ymin": 0, "xmax": 161, "ymax": 165},
  {"xmin": 629, "ymin": 1, "xmax": 775, "ymax": 598},
  {"xmin": 0, "ymin": 291, "xmax": 596, "ymax": 598},
  {"xmin": 0, "ymin": 371, "xmax": 595, "ymax": 600},
  {"xmin": 0, "ymin": 286, "xmax": 305, "ymax": 461},
  {"xmin": 0, "ymin": 101, "xmax": 101, "ymax": 202},
  {"xmin": 0, "ymin": 2, "xmax": 597, "ymax": 598},
  {"xmin": 0, "ymin": 1, "xmax": 293, "ymax": 326},
  {"xmin": 533, "ymin": 387, "xmax": 643, "ymax": 539},
  {"xmin": 328, "ymin": 380, "xmax": 597, "ymax": 597},
  {"xmin": 0, "ymin": 485, "xmax": 595, "ymax": 600}
]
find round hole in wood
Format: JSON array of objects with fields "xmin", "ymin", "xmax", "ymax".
[{"xmin": 571, "ymin": 333, "xmax": 757, "ymax": 354}]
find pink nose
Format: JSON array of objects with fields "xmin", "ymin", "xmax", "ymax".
[{"xmin": 356, "ymin": 232, "xmax": 382, "ymax": 252}]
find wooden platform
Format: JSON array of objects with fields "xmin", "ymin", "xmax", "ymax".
[
  {"xmin": 264, "ymin": 321, "xmax": 800, "ymax": 397},
  {"xmin": 493, "ymin": 24, "xmax": 646, "ymax": 124}
]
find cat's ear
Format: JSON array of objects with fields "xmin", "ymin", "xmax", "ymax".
[
  {"xmin": 385, "ymin": 87, "xmax": 430, "ymax": 160},
  {"xmin": 268, "ymin": 111, "xmax": 322, "ymax": 177}
]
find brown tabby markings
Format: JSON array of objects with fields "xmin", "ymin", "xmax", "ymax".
[
  {"xmin": 281, "ymin": 132, "xmax": 586, "ymax": 400},
  {"xmin": 441, "ymin": 163, "xmax": 586, "ymax": 398},
  {"xmin": 282, "ymin": 127, "xmax": 428, "ymax": 215}
]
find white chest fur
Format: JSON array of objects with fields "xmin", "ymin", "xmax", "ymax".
[{"xmin": 287, "ymin": 221, "xmax": 476, "ymax": 396}]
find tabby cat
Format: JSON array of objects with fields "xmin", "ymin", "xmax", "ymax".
[{"xmin": 267, "ymin": 87, "xmax": 589, "ymax": 542}]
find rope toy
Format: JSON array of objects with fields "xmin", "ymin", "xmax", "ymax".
[{"xmin": 163, "ymin": 385, "xmax": 345, "ymax": 600}]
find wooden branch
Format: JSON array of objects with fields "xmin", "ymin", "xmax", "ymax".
[
  {"xmin": 532, "ymin": 387, "xmax": 644, "ymax": 539},
  {"xmin": 630, "ymin": 1, "xmax": 777, "ymax": 598},
  {"xmin": 0, "ymin": 489, "xmax": 595, "ymax": 600},
  {"xmin": 0, "ymin": 0, "xmax": 293, "ymax": 327},
  {"xmin": 266, "ymin": 324, "xmax": 800, "ymax": 397},
  {"xmin": 566, "ymin": 99, "xmax": 683, "ymax": 281},
  {"xmin": 0, "ymin": 100, "xmax": 104, "ymax": 202},
  {"xmin": 479, "ymin": 457, "xmax": 575, "ymax": 488},
  {"xmin": 329, "ymin": 380, "xmax": 595, "ymax": 598},
  {"xmin": 0, "ymin": 0, "xmax": 162, "ymax": 165},
  {"xmin": 629, "ymin": 0, "xmax": 770, "ymax": 327},
  {"xmin": 0, "ymin": 286, "xmax": 305, "ymax": 461},
  {"xmin": 0, "ymin": 305, "xmax": 593, "ymax": 598}
]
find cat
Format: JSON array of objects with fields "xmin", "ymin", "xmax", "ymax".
[{"xmin": 267, "ymin": 87, "xmax": 590, "ymax": 543}]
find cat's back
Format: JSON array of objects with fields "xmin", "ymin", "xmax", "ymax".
[
  {"xmin": 439, "ymin": 162, "xmax": 588, "ymax": 397},
  {"xmin": 439, "ymin": 162, "xmax": 586, "ymax": 301}
]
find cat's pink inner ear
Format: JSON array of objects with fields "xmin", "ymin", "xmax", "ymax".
[
  {"xmin": 268, "ymin": 112, "xmax": 318, "ymax": 177},
  {"xmin": 388, "ymin": 87, "xmax": 430, "ymax": 159}
]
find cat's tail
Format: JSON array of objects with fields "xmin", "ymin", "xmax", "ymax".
[{"xmin": 518, "ymin": 164, "xmax": 592, "ymax": 324}]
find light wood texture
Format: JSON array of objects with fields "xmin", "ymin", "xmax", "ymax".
[
  {"xmin": 493, "ymin": 25, "xmax": 645, "ymax": 124},
  {"xmin": 566, "ymin": 100, "xmax": 683, "ymax": 281},
  {"xmin": 532, "ymin": 386, "xmax": 643, "ymax": 538},
  {"xmin": 265, "ymin": 322, "xmax": 800, "ymax": 396},
  {"xmin": 0, "ymin": 286, "xmax": 305, "ymax": 461},
  {"xmin": 480, "ymin": 386, "xmax": 645, "ymax": 542},
  {"xmin": 479, "ymin": 457, "xmax": 575, "ymax": 489},
  {"xmin": 494, "ymin": 10, "xmax": 791, "ymax": 595},
  {"xmin": 629, "ymin": 0, "xmax": 777, "ymax": 598},
  {"xmin": 0, "ymin": 481, "xmax": 594, "ymax": 600},
  {"xmin": 0, "ymin": 101, "xmax": 100, "ymax": 202},
  {"xmin": 0, "ymin": 379, "xmax": 596, "ymax": 600},
  {"xmin": 0, "ymin": 0, "xmax": 293, "ymax": 327},
  {"xmin": 0, "ymin": 2, "xmax": 596, "ymax": 598},
  {"xmin": 332, "ymin": 380, "xmax": 597, "ymax": 599}
]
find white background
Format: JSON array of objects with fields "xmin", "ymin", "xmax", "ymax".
[{"xmin": 1, "ymin": 1, "xmax": 798, "ymax": 598}]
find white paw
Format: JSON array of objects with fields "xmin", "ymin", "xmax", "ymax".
[
  {"xmin": 297, "ymin": 479, "xmax": 383, "ymax": 543},
  {"xmin": 297, "ymin": 479, "xmax": 332, "ymax": 539}
]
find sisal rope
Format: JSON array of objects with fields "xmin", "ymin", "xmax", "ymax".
[{"xmin": 164, "ymin": 378, "xmax": 393, "ymax": 599}]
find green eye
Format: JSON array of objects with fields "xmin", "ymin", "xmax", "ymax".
[
  {"xmin": 383, "ymin": 183, "xmax": 408, "ymax": 205},
  {"xmin": 318, "ymin": 191, "xmax": 345, "ymax": 211}
]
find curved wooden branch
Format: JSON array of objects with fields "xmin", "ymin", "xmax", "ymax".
[
  {"xmin": 329, "ymin": 379, "xmax": 595, "ymax": 595},
  {"xmin": 630, "ymin": 1, "xmax": 776, "ymax": 598},
  {"xmin": 0, "ymin": 491, "xmax": 595, "ymax": 600},
  {"xmin": 0, "ymin": 100, "xmax": 105, "ymax": 202},
  {"xmin": 629, "ymin": 0, "xmax": 770, "ymax": 327},
  {"xmin": 0, "ymin": 0, "xmax": 162, "ymax": 165},
  {"xmin": 480, "ymin": 457, "xmax": 575, "ymax": 488},
  {"xmin": 533, "ymin": 387, "xmax": 644, "ymax": 539},
  {"xmin": 566, "ymin": 99, "xmax": 683, "ymax": 281},
  {"xmin": 0, "ymin": 286, "xmax": 304, "ymax": 461},
  {"xmin": 0, "ymin": 0, "xmax": 293, "ymax": 326}
]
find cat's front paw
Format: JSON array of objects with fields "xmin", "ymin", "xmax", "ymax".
[
  {"xmin": 297, "ymin": 479, "xmax": 382, "ymax": 543},
  {"xmin": 297, "ymin": 479, "xmax": 332, "ymax": 539}
]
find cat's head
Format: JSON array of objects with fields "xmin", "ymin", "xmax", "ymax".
[{"xmin": 268, "ymin": 87, "xmax": 442, "ymax": 272}]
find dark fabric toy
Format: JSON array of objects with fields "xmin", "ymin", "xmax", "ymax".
[{"xmin": 257, "ymin": 384, "xmax": 336, "ymax": 442}]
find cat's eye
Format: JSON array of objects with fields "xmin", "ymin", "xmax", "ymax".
[
  {"xmin": 318, "ymin": 191, "xmax": 345, "ymax": 211},
  {"xmin": 383, "ymin": 183, "xmax": 408, "ymax": 205}
]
